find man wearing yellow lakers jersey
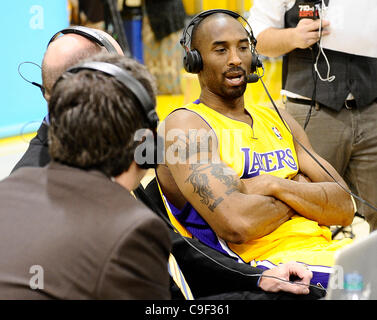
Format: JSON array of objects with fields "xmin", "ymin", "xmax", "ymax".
[{"xmin": 156, "ymin": 10, "xmax": 355, "ymax": 290}]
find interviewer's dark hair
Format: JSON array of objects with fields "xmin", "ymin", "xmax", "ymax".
[{"xmin": 48, "ymin": 53, "xmax": 157, "ymax": 177}]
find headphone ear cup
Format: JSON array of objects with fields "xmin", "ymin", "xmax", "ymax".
[
  {"xmin": 183, "ymin": 49, "xmax": 203, "ymax": 74},
  {"xmin": 251, "ymin": 51, "xmax": 262, "ymax": 74},
  {"xmin": 251, "ymin": 52, "xmax": 258, "ymax": 74}
]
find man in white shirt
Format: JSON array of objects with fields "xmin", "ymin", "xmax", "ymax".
[{"xmin": 248, "ymin": 0, "xmax": 377, "ymax": 231}]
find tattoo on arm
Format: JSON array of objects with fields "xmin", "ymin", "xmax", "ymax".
[
  {"xmin": 185, "ymin": 164, "xmax": 224, "ymax": 211},
  {"xmin": 185, "ymin": 163, "xmax": 240, "ymax": 212},
  {"xmin": 210, "ymin": 164, "xmax": 240, "ymax": 195}
]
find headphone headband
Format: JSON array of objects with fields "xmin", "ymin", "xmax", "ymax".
[
  {"xmin": 180, "ymin": 9, "xmax": 256, "ymax": 51},
  {"xmin": 31, "ymin": 27, "xmax": 119, "ymax": 96},
  {"xmin": 180, "ymin": 9, "xmax": 261, "ymax": 76},
  {"xmin": 48, "ymin": 26, "xmax": 118, "ymax": 54},
  {"xmin": 64, "ymin": 61, "xmax": 158, "ymax": 130},
  {"xmin": 53, "ymin": 61, "xmax": 160, "ymax": 169}
]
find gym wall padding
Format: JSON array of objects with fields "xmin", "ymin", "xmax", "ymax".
[{"xmin": 1, "ymin": 1, "xmax": 69, "ymax": 138}]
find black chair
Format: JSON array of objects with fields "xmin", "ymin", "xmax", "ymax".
[
  {"xmin": 331, "ymin": 212, "xmax": 365, "ymax": 239},
  {"xmin": 134, "ymin": 177, "xmax": 325, "ymax": 300}
]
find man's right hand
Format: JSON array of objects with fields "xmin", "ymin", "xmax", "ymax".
[
  {"xmin": 258, "ymin": 261, "xmax": 313, "ymax": 295},
  {"xmin": 293, "ymin": 18, "xmax": 330, "ymax": 49}
]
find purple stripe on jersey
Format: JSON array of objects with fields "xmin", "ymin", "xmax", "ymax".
[
  {"xmin": 165, "ymin": 197, "xmax": 233, "ymax": 257},
  {"xmin": 311, "ymin": 271, "xmax": 330, "ymax": 289}
]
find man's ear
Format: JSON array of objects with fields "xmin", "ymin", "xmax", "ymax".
[
  {"xmin": 44, "ymin": 90, "xmax": 50, "ymax": 102},
  {"xmin": 113, "ymin": 161, "xmax": 148, "ymax": 192}
]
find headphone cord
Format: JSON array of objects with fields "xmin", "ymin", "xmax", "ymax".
[
  {"xmin": 257, "ymin": 71, "xmax": 377, "ymax": 213},
  {"xmin": 303, "ymin": 46, "xmax": 318, "ymax": 130},
  {"xmin": 299, "ymin": 0, "xmax": 334, "ymax": 130},
  {"xmin": 134, "ymin": 184, "xmax": 326, "ymax": 294},
  {"xmin": 314, "ymin": 1, "xmax": 335, "ymax": 83},
  {"xmin": 17, "ymin": 61, "xmax": 44, "ymax": 91}
]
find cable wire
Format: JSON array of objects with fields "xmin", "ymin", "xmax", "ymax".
[
  {"xmin": 258, "ymin": 71, "xmax": 377, "ymax": 213},
  {"xmin": 135, "ymin": 181, "xmax": 326, "ymax": 294},
  {"xmin": 314, "ymin": 0, "xmax": 335, "ymax": 83}
]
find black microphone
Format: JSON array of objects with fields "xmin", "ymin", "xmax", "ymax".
[
  {"xmin": 246, "ymin": 73, "xmax": 259, "ymax": 83},
  {"xmin": 246, "ymin": 59, "xmax": 264, "ymax": 83}
]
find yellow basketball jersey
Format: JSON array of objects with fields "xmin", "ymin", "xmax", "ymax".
[{"xmin": 183, "ymin": 101, "xmax": 299, "ymax": 181}]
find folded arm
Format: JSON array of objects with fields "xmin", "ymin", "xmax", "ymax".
[{"xmin": 243, "ymin": 109, "xmax": 354, "ymax": 227}]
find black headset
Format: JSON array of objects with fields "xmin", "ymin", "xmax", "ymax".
[
  {"xmin": 58, "ymin": 61, "xmax": 160, "ymax": 169},
  {"xmin": 180, "ymin": 9, "xmax": 262, "ymax": 82},
  {"xmin": 47, "ymin": 26, "xmax": 118, "ymax": 53},
  {"xmin": 30, "ymin": 26, "xmax": 119, "ymax": 96}
]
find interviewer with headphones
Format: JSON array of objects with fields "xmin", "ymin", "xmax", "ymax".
[
  {"xmin": 0, "ymin": 53, "xmax": 172, "ymax": 299},
  {"xmin": 11, "ymin": 26, "xmax": 124, "ymax": 173}
]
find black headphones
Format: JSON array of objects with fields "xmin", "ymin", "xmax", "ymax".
[
  {"xmin": 180, "ymin": 9, "xmax": 262, "ymax": 82},
  {"xmin": 58, "ymin": 61, "xmax": 160, "ymax": 169},
  {"xmin": 30, "ymin": 26, "xmax": 119, "ymax": 96},
  {"xmin": 47, "ymin": 26, "xmax": 118, "ymax": 53}
]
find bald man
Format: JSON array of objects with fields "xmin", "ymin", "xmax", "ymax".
[{"xmin": 11, "ymin": 27, "xmax": 123, "ymax": 173}]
